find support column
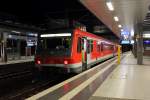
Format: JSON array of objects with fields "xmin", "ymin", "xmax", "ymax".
[
  {"xmin": 1, "ymin": 32, "xmax": 7, "ymax": 62},
  {"xmin": 133, "ymin": 24, "xmax": 137, "ymax": 58},
  {"xmin": 133, "ymin": 34, "xmax": 137, "ymax": 58},
  {"xmin": 136, "ymin": 23, "xmax": 143, "ymax": 65}
]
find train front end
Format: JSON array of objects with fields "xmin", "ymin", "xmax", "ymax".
[{"xmin": 35, "ymin": 32, "xmax": 73, "ymax": 73}]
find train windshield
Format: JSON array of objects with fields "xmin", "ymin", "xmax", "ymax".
[{"xmin": 36, "ymin": 33, "xmax": 72, "ymax": 56}]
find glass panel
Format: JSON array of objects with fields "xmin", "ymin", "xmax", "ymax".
[
  {"xmin": 91, "ymin": 40, "xmax": 93, "ymax": 52},
  {"xmin": 77, "ymin": 37, "xmax": 81, "ymax": 53},
  {"xmin": 37, "ymin": 36, "xmax": 72, "ymax": 56},
  {"xmin": 87, "ymin": 40, "xmax": 90, "ymax": 53},
  {"xmin": 6, "ymin": 39, "xmax": 18, "ymax": 60}
]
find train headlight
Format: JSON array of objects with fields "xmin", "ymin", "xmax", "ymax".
[{"xmin": 64, "ymin": 60, "xmax": 68, "ymax": 65}]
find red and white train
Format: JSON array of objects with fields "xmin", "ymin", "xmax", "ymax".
[{"xmin": 35, "ymin": 28, "xmax": 118, "ymax": 73}]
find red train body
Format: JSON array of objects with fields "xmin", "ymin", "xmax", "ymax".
[{"xmin": 35, "ymin": 28, "xmax": 118, "ymax": 73}]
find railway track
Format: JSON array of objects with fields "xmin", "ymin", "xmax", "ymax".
[
  {"xmin": 0, "ymin": 56, "xmax": 124, "ymax": 100},
  {"xmin": 0, "ymin": 71, "xmax": 75, "ymax": 100},
  {"xmin": 4, "ymin": 80, "xmax": 55, "ymax": 100},
  {"xmin": 0, "ymin": 71, "xmax": 32, "ymax": 80}
]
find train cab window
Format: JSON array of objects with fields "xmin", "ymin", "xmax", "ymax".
[
  {"xmin": 77, "ymin": 37, "xmax": 81, "ymax": 53},
  {"xmin": 37, "ymin": 35, "xmax": 72, "ymax": 56}
]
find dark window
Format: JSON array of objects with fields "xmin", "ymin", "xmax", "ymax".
[
  {"xmin": 96, "ymin": 42, "xmax": 100, "ymax": 52},
  {"xmin": 97, "ymin": 43, "xmax": 100, "ymax": 52},
  {"xmin": 37, "ymin": 36, "xmax": 72, "ymax": 56},
  {"xmin": 87, "ymin": 40, "xmax": 90, "ymax": 53},
  {"xmin": 77, "ymin": 37, "xmax": 81, "ymax": 53},
  {"xmin": 101, "ymin": 42, "xmax": 104, "ymax": 51},
  {"xmin": 91, "ymin": 40, "xmax": 93, "ymax": 52},
  {"xmin": 110, "ymin": 45, "xmax": 114, "ymax": 50}
]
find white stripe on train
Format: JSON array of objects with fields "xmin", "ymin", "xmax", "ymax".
[{"xmin": 36, "ymin": 54, "xmax": 114, "ymax": 69}]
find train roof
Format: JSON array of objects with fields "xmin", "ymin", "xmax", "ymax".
[
  {"xmin": 74, "ymin": 28, "xmax": 118, "ymax": 45},
  {"xmin": 40, "ymin": 28, "xmax": 118, "ymax": 45}
]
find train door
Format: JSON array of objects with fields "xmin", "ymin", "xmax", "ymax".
[
  {"xmin": 81, "ymin": 37, "xmax": 87, "ymax": 71},
  {"xmin": 86, "ymin": 39, "xmax": 91, "ymax": 68}
]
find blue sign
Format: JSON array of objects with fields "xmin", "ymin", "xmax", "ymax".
[
  {"xmin": 144, "ymin": 40, "xmax": 150, "ymax": 44},
  {"xmin": 121, "ymin": 31, "xmax": 131, "ymax": 44}
]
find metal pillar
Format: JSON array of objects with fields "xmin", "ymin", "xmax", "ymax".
[
  {"xmin": 136, "ymin": 23, "xmax": 143, "ymax": 65},
  {"xmin": 1, "ymin": 41, "xmax": 4, "ymax": 62},
  {"xmin": 133, "ymin": 34, "xmax": 137, "ymax": 58},
  {"xmin": 1, "ymin": 32, "xmax": 7, "ymax": 62}
]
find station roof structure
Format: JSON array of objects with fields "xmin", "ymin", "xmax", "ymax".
[{"xmin": 79, "ymin": 0, "xmax": 150, "ymax": 37}]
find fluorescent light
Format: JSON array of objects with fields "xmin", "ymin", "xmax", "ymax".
[
  {"xmin": 11, "ymin": 30, "xmax": 21, "ymax": 34},
  {"xmin": 8, "ymin": 35, "xmax": 12, "ymax": 38},
  {"xmin": 106, "ymin": 2, "xmax": 114, "ymax": 11},
  {"xmin": 40, "ymin": 33, "xmax": 71, "ymax": 37},
  {"xmin": 143, "ymin": 34, "xmax": 150, "ymax": 38},
  {"xmin": 114, "ymin": 16, "xmax": 119, "ymax": 21},
  {"xmin": 131, "ymin": 29, "xmax": 134, "ymax": 36},
  {"xmin": 118, "ymin": 25, "xmax": 122, "ymax": 28},
  {"xmin": 121, "ymin": 29, "xmax": 123, "ymax": 32},
  {"xmin": 28, "ymin": 33, "xmax": 38, "ymax": 37},
  {"xmin": 131, "ymin": 40, "xmax": 134, "ymax": 44}
]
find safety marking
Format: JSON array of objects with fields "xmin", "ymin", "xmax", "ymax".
[
  {"xmin": 26, "ymin": 57, "xmax": 117, "ymax": 100},
  {"xmin": 59, "ymin": 59, "xmax": 117, "ymax": 100}
]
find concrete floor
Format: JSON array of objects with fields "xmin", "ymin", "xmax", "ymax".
[{"xmin": 90, "ymin": 52, "xmax": 150, "ymax": 100}]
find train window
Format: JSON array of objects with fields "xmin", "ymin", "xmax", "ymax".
[
  {"xmin": 101, "ymin": 42, "xmax": 104, "ymax": 51},
  {"xmin": 97, "ymin": 45, "xmax": 100, "ymax": 52},
  {"xmin": 97, "ymin": 42, "xmax": 100, "ymax": 52},
  {"xmin": 91, "ymin": 40, "xmax": 93, "ymax": 52},
  {"xmin": 37, "ymin": 36, "xmax": 72, "ymax": 56},
  {"xmin": 77, "ymin": 37, "xmax": 81, "ymax": 53},
  {"xmin": 111, "ymin": 45, "xmax": 114, "ymax": 50},
  {"xmin": 87, "ymin": 40, "xmax": 90, "ymax": 53}
]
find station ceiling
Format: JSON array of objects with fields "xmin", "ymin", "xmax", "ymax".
[
  {"xmin": 79, "ymin": 0, "xmax": 150, "ymax": 37},
  {"xmin": 0, "ymin": 0, "xmax": 119, "ymax": 40}
]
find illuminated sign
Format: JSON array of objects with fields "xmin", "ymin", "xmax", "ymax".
[
  {"xmin": 144, "ymin": 40, "xmax": 150, "ymax": 44},
  {"xmin": 121, "ymin": 31, "xmax": 131, "ymax": 44},
  {"xmin": 121, "ymin": 40, "xmax": 130, "ymax": 44}
]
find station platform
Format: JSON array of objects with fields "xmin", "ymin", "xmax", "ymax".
[
  {"xmin": 89, "ymin": 52, "xmax": 150, "ymax": 100},
  {"xmin": 26, "ymin": 52, "xmax": 150, "ymax": 100},
  {"xmin": 0, "ymin": 56, "xmax": 34, "ymax": 65}
]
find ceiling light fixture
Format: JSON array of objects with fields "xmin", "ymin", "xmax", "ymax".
[
  {"xmin": 114, "ymin": 16, "xmax": 119, "ymax": 21},
  {"xmin": 131, "ymin": 29, "xmax": 134, "ymax": 37},
  {"xmin": 106, "ymin": 2, "xmax": 114, "ymax": 11},
  {"xmin": 143, "ymin": 34, "xmax": 150, "ymax": 38},
  {"xmin": 118, "ymin": 25, "xmax": 122, "ymax": 28},
  {"xmin": 40, "ymin": 33, "xmax": 71, "ymax": 37},
  {"xmin": 11, "ymin": 30, "xmax": 21, "ymax": 34}
]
